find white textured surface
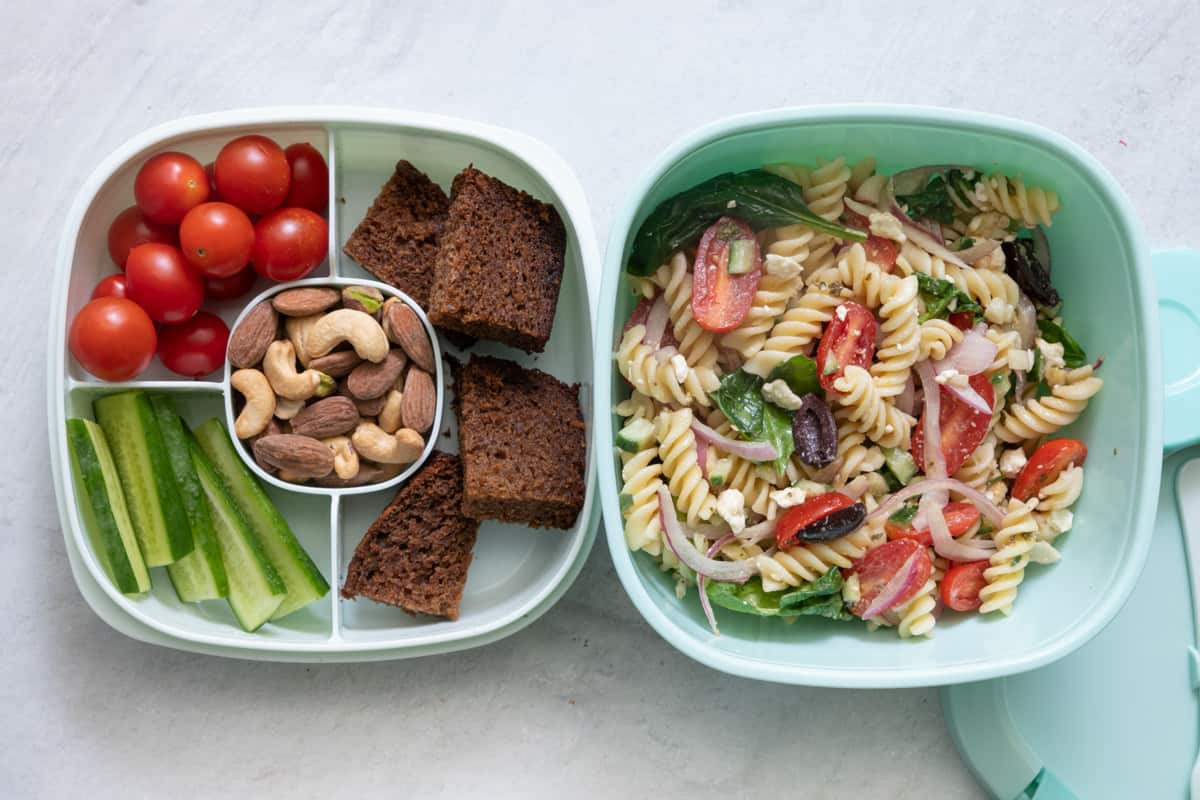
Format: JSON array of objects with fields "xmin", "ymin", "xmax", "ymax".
[{"xmin": 3, "ymin": 1, "xmax": 1196, "ymax": 797}]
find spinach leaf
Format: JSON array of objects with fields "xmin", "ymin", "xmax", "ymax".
[
  {"xmin": 953, "ymin": 236, "xmax": 976, "ymax": 251},
  {"xmin": 706, "ymin": 578, "xmax": 786, "ymax": 616},
  {"xmin": 767, "ymin": 354, "xmax": 821, "ymax": 398},
  {"xmin": 915, "ymin": 272, "xmax": 984, "ymax": 324},
  {"xmin": 711, "ymin": 368, "xmax": 795, "ymax": 472},
  {"xmin": 760, "ymin": 401, "xmax": 796, "ymax": 474},
  {"xmin": 627, "ymin": 170, "xmax": 867, "ymax": 276},
  {"xmin": 1029, "ymin": 347, "xmax": 1043, "ymax": 384},
  {"xmin": 705, "ymin": 569, "xmax": 850, "ymax": 622},
  {"xmin": 896, "ymin": 173, "xmax": 956, "ymax": 225},
  {"xmin": 1038, "ymin": 318, "xmax": 1088, "ymax": 368}
]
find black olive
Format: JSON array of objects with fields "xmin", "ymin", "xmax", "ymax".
[
  {"xmin": 1002, "ymin": 239, "xmax": 1059, "ymax": 307},
  {"xmin": 793, "ymin": 393, "xmax": 837, "ymax": 467},
  {"xmin": 795, "ymin": 502, "xmax": 867, "ymax": 542}
]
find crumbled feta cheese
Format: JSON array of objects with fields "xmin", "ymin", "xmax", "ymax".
[
  {"xmin": 884, "ymin": 424, "xmax": 894, "ymax": 434},
  {"xmin": 715, "ymin": 489, "xmax": 746, "ymax": 534},
  {"xmin": 835, "ymin": 304, "xmax": 848, "ymax": 321},
  {"xmin": 769, "ymin": 485, "xmax": 808, "ymax": 509},
  {"xmin": 1029, "ymin": 540, "xmax": 1062, "ymax": 565},
  {"xmin": 762, "ymin": 379, "xmax": 804, "ymax": 410},
  {"xmin": 998, "ymin": 447, "xmax": 1027, "ymax": 478},
  {"xmin": 792, "ymin": 479, "xmax": 832, "ymax": 497},
  {"xmin": 669, "ymin": 353, "xmax": 689, "ymax": 383},
  {"xmin": 726, "ymin": 200, "xmax": 737, "ymax": 209},
  {"xmin": 842, "ymin": 573, "xmax": 862, "ymax": 605},
  {"xmin": 935, "ymin": 368, "xmax": 968, "ymax": 388},
  {"xmin": 984, "ymin": 296, "xmax": 1014, "ymax": 324},
  {"xmin": 764, "ymin": 253, "xmax": 803, "ymax": 279},
  {"xmin": 1007, "ymin": 348, "xmax": 1035, "ymax": 372},
  {"xmin": 1036, "ymin": 509, "xmax": 1074, "ymax": 541},
  {"xmin": 868, "ymin": 211, "xmax": 906, "ymax": 242},
  {"xmin": 1035, "ymin": 337, "xmax": 1066, "ymax": 371},
  {"xmin": 975, "ymin": 246, "xmax": 1006, "ymax": 271}
]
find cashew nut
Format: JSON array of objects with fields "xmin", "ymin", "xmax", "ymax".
[
  {"xmin": 285, "ymin": 314, "xmax": 323, "ymax": 367},
  {"xmin": 351, "ymin": 421, "xmax": 424, "ymax": 464},
  {"xmin": 322, "ymin": 436, "xmax": 360, "ymax": 480},
  {"xmin": 277, "ymin": 468, "xmax": 309, "ymax": 483},
  {"xmin": 306, "ymin": 309, "xmax": 389, "ymax": 363},
  {"xmin": 263, "ymin": 340, "xmax": 335, "ymax": 401},
  {"xmin": 377, "ymin": 388, "xmax": 404, "ymax": 433},
  {"xmin": 274, "ymin": 395, "xmax": 306, "ymax": 420},
  {"xmin": 231, "ymin": 369, "xmax": 276, "ymax": 439}
]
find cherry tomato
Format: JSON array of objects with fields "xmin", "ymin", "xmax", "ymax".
[
  {"xmin": 91, "ymin": 274, "xmax": 128, "ymax": 300},
  {"xmin": 841, "ymin": 209, "xmax": 898, "ymax": 271},
  {"xmin": 158, "ymin": 312, "xmax": 230, "ymax": 377},
  {"xmin": 885, "ymin": 501, "xmax": 981, "ymax": 547},
  {"xmin": 250, "ymin": 208, "xmax": 328, "ymax": 281},
  {"xmin": 204, "ymin": 266, "xmax": 259, "ymax": 301},
  {"xmin": 816, "ymin": 301, "xmax": 877, "ymax": 391},
  {"xmin": 214, "ymin": 135, "xmax": 291, "ymax": 216},
  {"xmin": 1012, "ymin": 439, "xmax": 1088, "ymax": 502},
  {"xmin": 948, "ymin": 311, "xmax": 975, "ymax": 331},
  {"xmin": 691, "ymin": 216, "xmax": 761, "ymax": 333},
  {"xmin": 622, "ymin": 295, "xmax": 678, "ymax": 347},
  {"xmin": 911, "ymin": 372, "xmax": 994, "ymax": 475},
  {"xmin": 134, "ymin": 152, "xmax": 209, "ymax": 225},
  {"xmin": 775, "ymin": 492, "xmax": 855, "ymax": 548},
  {"xmin": 69, "ymin": 298, "xmax": 157, "ymax": 381},
  {"xmin": 940, "ymin": 561, "xmax": 990, "ymax": 612},
  {"xmin": 283, "ymin": 143, "xmax": 329, "ymax": 212},
  {"xmin": 124, "ymin": 243, "xmax": 205, "ymax": 323},
  {"xmin": 849, "ymin": 538, "xmax": 932, "ymax": 618},
  {"xmin": 106, "ymin": 206, "xmax": 178, "ymax": 269},
  {"xmin": 179, "ymin": 202, "xmax": 255, "ymax": 278},
  {"xmin": 203, "ymin": 162, "xmax": 221, "ymax": 201}
]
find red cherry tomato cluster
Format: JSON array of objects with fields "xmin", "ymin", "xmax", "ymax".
[{"xmin": 69, "ymin": 136, "xmax": 330, "ymax": 381}]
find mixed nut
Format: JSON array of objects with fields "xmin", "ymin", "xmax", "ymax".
[{"xmin": 227, "ymin": 284, "xmax": 438, "ymax": 487}]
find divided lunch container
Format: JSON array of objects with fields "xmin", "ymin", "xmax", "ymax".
[
  {"xmin": 596, "ymin": 105, "xmax": 1200, "ymax": 688},
  {"xmin": 48, "ymin": 107, "xmax": 601, "ymax": 660}
]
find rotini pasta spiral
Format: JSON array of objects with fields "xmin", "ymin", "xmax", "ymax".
[
  {"xmin": 1037, "ymin": 465, "xmax": 1083, "ymax": 510},
  {"xmin": 826, "ymin": 242, "xmax": 890, "ymax": 309},
  {"xmin": 834, "ymin": 407, "xmax": 885, "ymax": 487},
  {"xmin": 949, "ymin": 173, "xmax": 1061, "ymax": 229},
  {"xmin": 654, "ymin": 408, "xmax": 717, "ymax": 526},
  {"xmin": 764, "ymin": 223, "xmax": 814, "ymax": 264},
  {"xmin": 763, "ymin": 162, "xmax": 812, "ymax": 191},
  {"xmin": 744, "ymin": 285, "xmax": 847, "ymax": 377},
  {"xmin": 917, "ymin": 318, "xmax": 964, "ymax": 361},
  {"xmin": 954, "ymin": 433, "xmax": 999, "ymax": 490},
  {"xmin": 704, "ymin": 409, "xmax": 782, "ymax": 518},
  {"xmin": 984, "ymin": 328, "xmax": 1022, "ymax": 376},
  {"xmin": 804, "ymin": 157, "xmax": 851, "ymax": 222},
  {"xmin": 614, "ymin": 390, "xmax": 658, "ymax": 423},
  {"xmin": 847, "ymin": 157, "xmax": 877, "ymax": 194},
  {"xmin": 979, "ymin": 498, "xmax": 1037, "ymax": 615},
  {"xmin": 832, "ymin": 365, "xmax": 914, "ymax": 450},
  {"xmin": 896, "ymin": 240, "xmax": 1019, "ymax": 315},
  {"xmin": 620, "ymin": 447, "xmax": 663, "ymax": 555},
  {"xmin": 721, "ymin": 270, "xmax": 801, "ymax": 360},
  {"xmin": 757, "ymin": 527, "xmax": 876, "ymax": 591},
  {"xmin": 871, "ymin": 273, "xmax": 920, "ymax": 397},
  {"xmin": 628, "ymin": 275, "xmax": 657, "ymax": 300},
  {"xmin": 616, "ymin": 324, "xmax": 716, "ymax": 408},
  {"xmin": 995, "ymin": 365, "xmax": 1102, "ymax": 443},
  {"xmin": 654, "ymin": 252, "xmax": 720, "ymax": 370},
  {"xmin": 897, "ymin": 578, "xmax": 937, "ymax": 638}
]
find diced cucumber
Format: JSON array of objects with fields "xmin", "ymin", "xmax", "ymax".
[
  {"xmin": 66, "ymin": 419, "xmax": 151, "ymax": 595},
  {"xmin": 193, "ymin": 419, "xmax": 330, "ymax": 619},
  {"xmin": 615, "ymin": 417, "xmax": 655, "ymax": 453},
  {"xmin": 94, "ymin": 392, "xmax": 193, "ymax": 566},
  {"xmin": 707, "ymin": 456, "xmax": 732, "ymax": 489},
  {"xmin": 728, "ymin": 239, "xmax": 755, "ymax": 274},
  {"xmin": 150, "ymin": 396, "xmax": 229, "ymax": 602},
  {"xmin": 190, "ymin": 437, "xmax": 284, "ymax": 631},
  {"xmin": 883, "ymin": 447, "xmax": 920, "ymax": 486}
]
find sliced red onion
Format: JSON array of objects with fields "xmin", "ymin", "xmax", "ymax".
[
  {"xmin": 932, "ymin": 325, "xmax": 998, "ymax": 377},
  {"xmin": 1015, "ymin": 292, "xmax": 1038, "ymax": 349},
  {"xmin": 643, "ymin": 295, "xmax": 670, "ymax": 349},
  {"xmin": 739, "ymin": 519, "xmax": 776, "ymax": 545},
  {"xmin": 923, "ymin": 493, "xmax": 997, "ymax": 562},
  {"xmin": 843, "ymin": 196, "xmax": 878, "ymax": 221},
  {"xmin": 696, "ymin": 437, "xmax": 709, "ymax": 478},
  {"xmin": 843, "ymin": 475, "xmax": 872, "ymax": 500},
  {"xmin": 956, "ymin": 239, "xmax": 1002, "ymax": 265},
  {"xmin": 658, "ymin": 486, "xmax": 757, "ymax": 583},
  {"xmin": 896, "ymin": 375, "xmax": 917, "ymax": 416},
  {"xmin": 690, "ymin": 418, "xmax": 778, "ymax": 462},
  {"xmin": 698, "ymin": 534, "xmax": 736, "ymax": 635},
  {"xmin": 944, "ymin": 382, "xmax": 992, "ymax": 416},
  {"xmin": 652, "ymin": 345, "xmax": 678, "ymax": 365},
  {"xmin": 809, "ymin": 460, "xmax": 840, "ymax": 485},
  {"xmin": 915, "ymin": 362, "xmax": 946, "ymax": 478},
  {"xmin": 860, "ymin": 550, "xmax": 923, "ymax": 619},
  {"xmin": 866, "ymin": 477, "xmax": 1005, "ymax": 527},
  {"xmin": 901, "ymin": 220, "xmax": 971, "ymax": 270}
]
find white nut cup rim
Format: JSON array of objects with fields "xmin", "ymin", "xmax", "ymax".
[{"xmin": 223, "ymin": 276, "xmax": 444, "ymax": 497}]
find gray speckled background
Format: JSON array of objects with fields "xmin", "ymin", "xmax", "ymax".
[{"xmin": 4, "ymin": 1, "xmax": 1196, "ymax": 797}]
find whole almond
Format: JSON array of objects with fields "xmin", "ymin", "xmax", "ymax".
[
  {"xmin": 401, "ymin": 368, "xmax": 437, "ymax": 433},
  {"xmin": 246, "ymin": 418, "xmax": 288, "ymax": 474},
  {"xmin": 346, "ymin": 348, "xmax": 407, "ymax": 400},
  {"xmin": 289, "ymin": 396, "xmax": 360, "ymax": 439},
  {"xmin": 228, "ymin": 301, "xmax": 278, "ymax": 368},
  {"xmin": 272, "ymin": 287, "xmax": 341, "ymax": 317},
  {"xmin": 339, "ymin": 381, "xmax": 387, "ymax": 417},
  {"xmin": 342, "ymin": 285, "xmax": 385, "ymax": 316},
  {"xmin": 311, "ymin": 460, "xmax": 402, "ymax": 488},
  {"xmin": 308, "ymin": 350, "xmax": 363, "ymax": 378},
  {"xmin": 252, "ymin": 434, "xmax": 335, "ymax": 479},
  {"xmin": 383, "ymin": 299, "xmax": 436, "ymax": 373}
]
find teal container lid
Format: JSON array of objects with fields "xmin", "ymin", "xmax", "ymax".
[{"xmin": 943, "ymin": 250, "xmax": 1200, "ymax": 799}]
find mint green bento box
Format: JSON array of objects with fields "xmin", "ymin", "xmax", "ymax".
[{"xmin": 594, "ymin": 105, "xmax": 1186, "ymax": 688}]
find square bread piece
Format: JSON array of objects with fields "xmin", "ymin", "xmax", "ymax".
[
  {"xmin": 427, "ymin": 167, "xmax": 566, "ymax": 353},
  {"xmin": 342, "ymin": 160, "xmax": 449, "ymax": 308},
  {"xmin": 340, "ymin": 452, "xmax": 479, "ymax": 621},
  {"xmin": 455, "ymin": 356, "xmax": 586, "ymax": 529}
]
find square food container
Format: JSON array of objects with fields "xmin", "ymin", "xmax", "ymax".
[
  {"xmin": 595, "ymin": 105, "xmax": 1184, "ymax": 688},
  {"xmin": 48, "ymin": 107, "xmax": 600, "ymax": 660}
]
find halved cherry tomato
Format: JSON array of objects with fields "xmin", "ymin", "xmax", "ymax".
[
  {"xmin": 1012, "ymin": 438, "xmax": 1088, "ymax": 502},
  {"xmin": 948, "ymin": 311, "xmax": 975, "ymax": 331},
  {"xmin": 840, "ymin": 209, "xmax": 898, "ymax": 271},
  {"xmin": 775, "ymin": 492, "xmax": 854, "ymax": 548},
  {"xmin": 691, "ymin": 216, "xmax": 761, "ymax": 333},
  {"xmin": 849, "ymin": 538, "xmax": 932, "ymax": 618},
  {"xmin": 885, "ymin": 501, "xmax": 981, "ymax": 547},
  {"xmin": 134, "ymin": 152, "xmax": 210, "ymax": 225},
  {"xmin": 816, "ymin": 301, "xmax": 877, "ymax": 391},
  {"xmin": 179, "ymin": 201, "xmax": 255, "ymax": 278},
  {"xmin": 940, "ymin": 561, "xmax": 990, "ymax": 612},
  {"xmin": 91, "ymin": 274, "xmax": 128, "ymax": 300},
  {"xmin": 283, "ymin": 143, "xmax": 330, "ymax": 212},
  {"xmin": 911, "ymin": 372, "xmax": 994, "ymax": 475},
  {"xmin": 106, "ymin": 206, "xmax": 178, "ymax": 269},
  {"xmin": 203, "ymin": 266, "xmax": 259, "ymax": 301},
  {"xmin": 622, "ymin": 295, "xmax": 678, "ymax": 347},
  {"xmin": 158, "ymin": 312, "xmax": 229, "ymax": 377}
]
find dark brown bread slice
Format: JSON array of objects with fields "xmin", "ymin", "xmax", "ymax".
[
  {"xmin": 427, "ymin": 167, "xmax": 566, "ymax": 353},
  {"xmin": 340, "ymin": 452, "xmax": 478, "ymax": 620},
  {"xmin": 342, "ymin": 160, "xmax": 448, "ymax": 308},
  {"xmin": 455, "ymin": 356, "xmax": 585, "ymax": 529}
]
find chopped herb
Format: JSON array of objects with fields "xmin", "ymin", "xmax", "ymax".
[
  {"xmin": 1038, "ymin": 318, "xmax": 1088, "ymax": 368},
  {"xmin": 1030, "ymin": 347, "xmax": 1043, "ymax": 384},
  {"xmin": 889, "ymin": 503, "xmax": 919, "ymax": 525},
  {"xmin": 915, "ymin": 272, "xmax": 984, "ymax": 324},
  {"xmin": 954, "ymin": 237, "xmax": 976, "ymax": 251}
]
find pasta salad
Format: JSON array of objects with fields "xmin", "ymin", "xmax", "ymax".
[{"xmin": 614, "ymin": 158, "xmax": 1101, "ymax": 638}]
